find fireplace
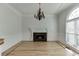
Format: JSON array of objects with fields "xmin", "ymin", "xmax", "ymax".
[{"xmin": 33, "ymin": 32, "xmax": 47, "ymax": 42}]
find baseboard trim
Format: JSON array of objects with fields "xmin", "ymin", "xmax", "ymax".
[
  {"xmin": 2, "ymin": 41, "xmax": 22, "ymax": 56},
  {"xmin": 56, "ymin": 41, "xmax": 66, "ymax": 49},
  {"xmin": 57, "ymin": 41, "xmax": 79, "ymax": 54}
]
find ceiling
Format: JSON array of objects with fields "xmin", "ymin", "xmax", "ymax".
[{"xmin": 9, "ymin": 3, "xmax": 73, "ymax": 15}]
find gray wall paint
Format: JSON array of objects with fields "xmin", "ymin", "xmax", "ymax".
[{"xmin": 22, "ymin": 15, "xmax": 58, "ymax": 41}]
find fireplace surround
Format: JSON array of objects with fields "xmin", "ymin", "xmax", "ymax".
[{"xmin": 33, "ymin": 32, "xmax": 47, "ymax": 42}]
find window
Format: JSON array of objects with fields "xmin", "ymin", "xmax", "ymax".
[
  {"xmin": 66, "ymin": 8, "xmax": 79, "ymax": 48},
  {"xmin": 69, "ymin": 8, "xmax": 79, "ymax": 20}
]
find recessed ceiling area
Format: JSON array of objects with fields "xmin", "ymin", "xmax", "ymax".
[{"xmin": 9, "ymin": 3, "xmax": 73, "ymax": 15}]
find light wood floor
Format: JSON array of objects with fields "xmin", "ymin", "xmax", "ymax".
[{"xmin": 7, "ymin": 42, "xmax": 79, "ymax": 56}]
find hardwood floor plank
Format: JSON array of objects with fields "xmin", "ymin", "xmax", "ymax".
[{"xmin": 6, "ymin": 42, "xmax": 78, "ymax": 56}]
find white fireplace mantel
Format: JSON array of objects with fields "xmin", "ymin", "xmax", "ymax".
[{"xmin": 28, "ymin": 27, "xmax": 48, "ymax": 40}]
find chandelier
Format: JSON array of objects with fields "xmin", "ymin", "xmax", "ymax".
[{"xmin": 34, "ymin": 3, "xmax": 45, "ymax": 21}]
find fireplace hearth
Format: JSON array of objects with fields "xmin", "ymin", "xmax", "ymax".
[{"xmin": 33, "ymin": 32, "xmax": 47, "ymax": 42}]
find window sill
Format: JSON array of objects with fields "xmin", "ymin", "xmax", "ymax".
[{"xmin": 66, "ymin": 42, "xmax": 79, "ymax": 53}]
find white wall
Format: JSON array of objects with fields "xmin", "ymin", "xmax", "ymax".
[
  {"xmin": 22, "ymin": 14, "xmax": 58, "ymax": 41},
  {"xmin": 0, "ymin": 4, "xmax": 22, "ymax": 55}
]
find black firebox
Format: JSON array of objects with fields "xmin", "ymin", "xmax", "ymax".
[{"xmin": 33, "ymin": 32, "xmax": 47, "ymax": 42}]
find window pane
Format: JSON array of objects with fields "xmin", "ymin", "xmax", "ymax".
[
  {"xmin": 77, "ymin": 35, "xmax": 79, "ymax": 46},
  {"xmin": 67, "ymin": 34, "xmax": 75, "ymax": 45},
  {"xmin": 66, "ymin": 21, "xmax": 75, "ymax": 33},
  {"xmin": 69, "ymin": 8, "xmax": 79, "ymax": 20},
  {"xmin": 76, "ymin": 20, "xmax": 79, "ymax": 34},
  {"xmin": 66, "ymin": 33, "xmax": 69, "ymax": 42}
]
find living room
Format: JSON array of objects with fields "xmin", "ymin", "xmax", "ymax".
[{"xmin": 0, "ymin": 3, "xmax": 79, "ymax": 56}]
